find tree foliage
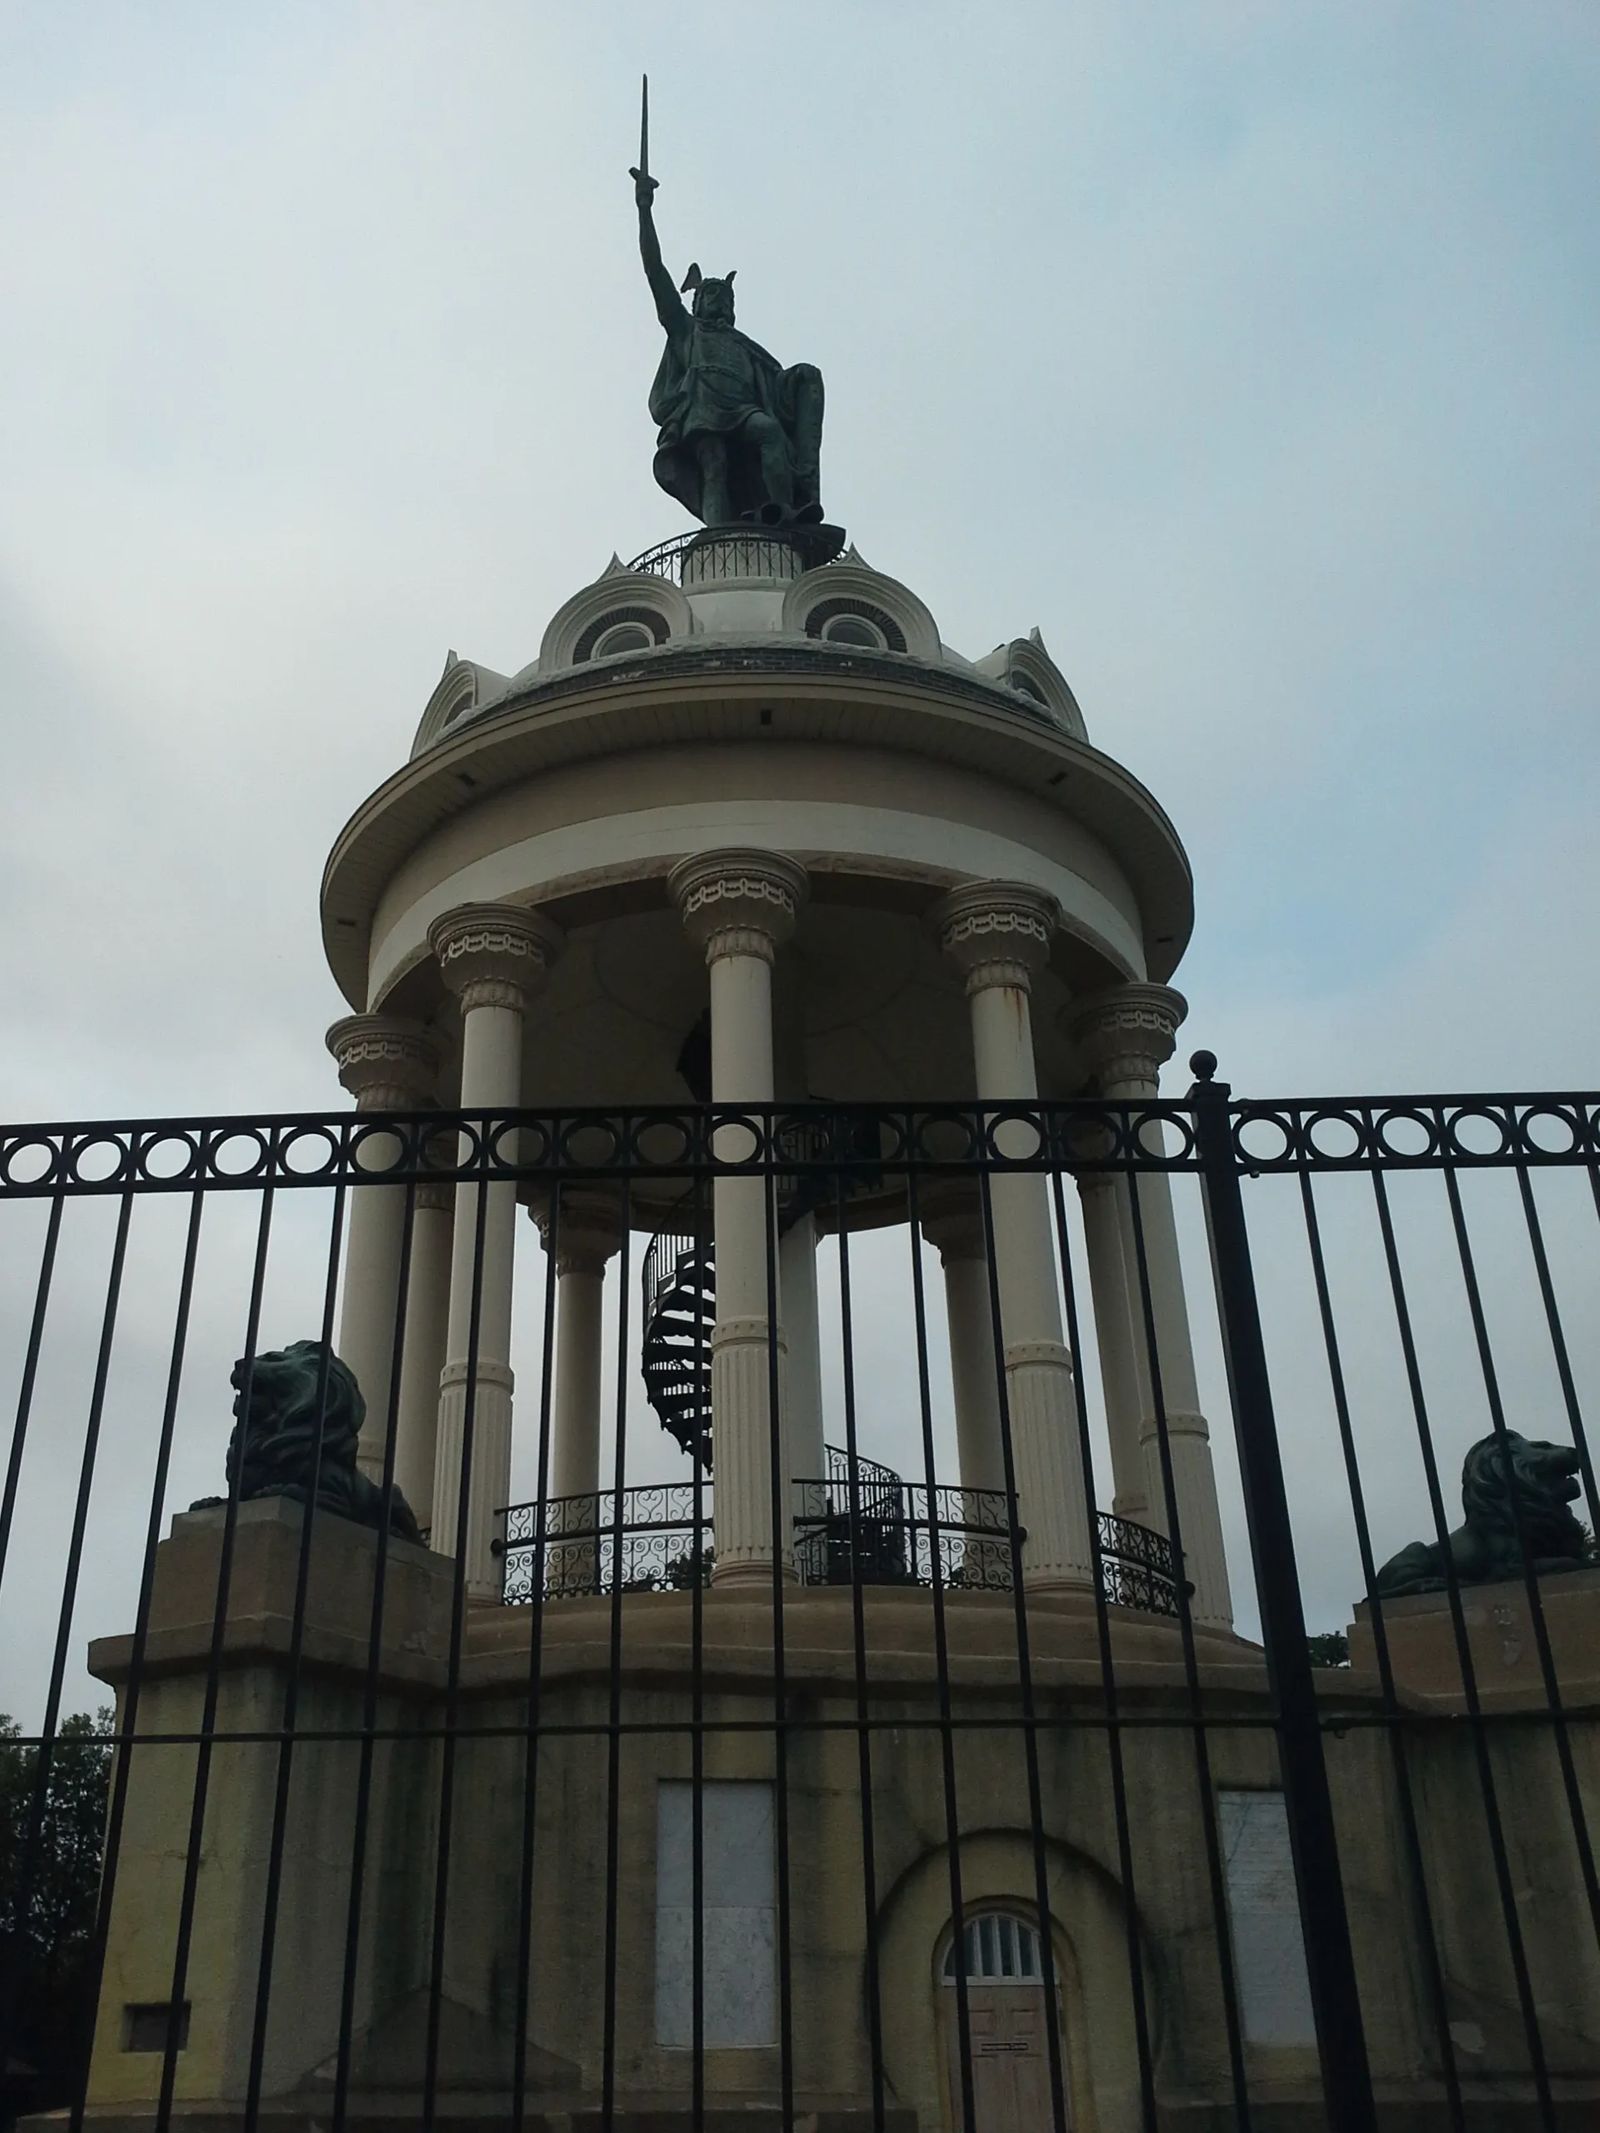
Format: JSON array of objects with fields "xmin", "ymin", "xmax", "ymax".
[
  {"xmin": 0, "ymin": 1710, "xmax": 113, "ymax": 2120},
  {"xmin": 1305, "ymin": 1629, "xmax": 1350, "ymax": 1668}
]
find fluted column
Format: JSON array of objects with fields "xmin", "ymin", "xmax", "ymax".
[
  {"xmin": 670, "ymin": 849, "xmax": 807, "ymax": 1589},
  {"xmin": 918, "ymin": 1180, "xmax": 1010, "ymax": 1584},
  {"xmin": 532, "ymin": 1188, "xmax": 624, "ymax": 1592},
  {"xmin": 1075, "ymin": 1170, "xmax": 1151, "ymax": 1524},
  {"xmin": 937, "ymin": 882, "xmax": 1093, "ymax": 1593},
  {"xmin": 394, "ymin": 1167, "xmax": 454, "ymax": 1532},
  {"xmin": 779, "ymin": 1215, "xmax": 825, "ymax": 1484},
  {"xmin": 1068, "ymin": 984, "xmax": 1233, "ymax": 1629},
  {"xmin": 429, "ymin": 903, "xmax": 563, "ymax": 1600},
  {"xmin": 326, "ymin": 1015, "xmax": 440, "ymax": 1488}
]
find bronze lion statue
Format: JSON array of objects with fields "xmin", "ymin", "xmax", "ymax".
[
  {"xmin": 1374, "ymin": 1430, "xmax": 1589, "ymax": 1598},
  {"xmin": 193, "ymin": 1339, "xmax": 421, "ymax": 1541}
]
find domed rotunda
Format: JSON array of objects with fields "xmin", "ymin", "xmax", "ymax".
[{"xmin": 319, "ymin": 521, "xmax": 1233, "ymax": 1634}]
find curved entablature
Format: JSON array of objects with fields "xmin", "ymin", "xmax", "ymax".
[
  {"xmin": 781, "ymin": 555, "xmax": 941, "ymax": 661},
  {"xmin": 410, "ymin": 653, "xmax": 512, "ymax": 758},
  {"xmin": 536, "ymin": 560, "xmax": 694, "ymax": 677},
  {"xmin": 971, "ymin": 631, "xmax": 1087, "ymax": 741},
  {"xmin": 322, "ymin": 657, "xmax": 1194, "ymax": 1016}
]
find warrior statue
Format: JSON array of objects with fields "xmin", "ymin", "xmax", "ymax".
[{"xmin": 630, "ymin": 95, "xmax": 824, "ymax": 530}]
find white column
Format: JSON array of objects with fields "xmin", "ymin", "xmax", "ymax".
[
  {"xmin": 918, "ymin": 1180, "xmax": 1011, "ymax": 1586},
  {"xmin": 937, "ymin": 882, "xmax": 1094, "ymax": 1594},
  {"xmin": 779, "ymin": 1213, "xmax": 826, "ymax": 1488},
  {"xmin": 778, "ymin": 1212, "xmax": 827, "ymax": 1580},
  {"xmin": 393, "ymin": 1170, "xmax": 453, "ymax": 1533},
  {"xmin": 1067, "ymin": 984, "xmax": 1234, "ymax": 1630},
  {"xmin": 326, "ymin": 1015, "xmax": 440, "ymax": 1489},
  {"xmin": 669, "ymin": 849, "xmax": 807, "ymax": 1589},
  {"xmin": 428, "ymin": 902, "xmax": 563, "ymax": 1600},
  {"xmin": 532, "ymin": 1189, "xmax": 623, "ymax": 1592},
  {"xmin": 1076, "ymin": 1172, "xmax": 1151, "ymax": 1524}
]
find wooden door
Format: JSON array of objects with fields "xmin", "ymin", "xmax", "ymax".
[{"xmin": 943, "ymin": 1982, "xmax": 1065, "ymax": 2130}]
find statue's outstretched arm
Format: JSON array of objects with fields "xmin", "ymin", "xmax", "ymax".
[{"xmin": 631, "ymin": 170, "xmax": 687, "ymax": 339}]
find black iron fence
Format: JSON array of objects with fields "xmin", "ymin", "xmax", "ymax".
[{"xmin": 0, "ymin": 1078, "xmax": 1597, "ymax": 2131}]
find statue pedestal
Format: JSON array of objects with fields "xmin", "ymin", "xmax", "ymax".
[
  {"xmin": 1347, "ymin": 1565, "xmax": 1600, "ymax": 1710},
  {"xmin": 82, "ymin": 1497, "xmax": 460, "ymax": 2117}
]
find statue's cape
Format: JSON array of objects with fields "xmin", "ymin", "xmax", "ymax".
[{"xmin": 648, "ymin": 320, "xmax": 808, "ymax": 522}]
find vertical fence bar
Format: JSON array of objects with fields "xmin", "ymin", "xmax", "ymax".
[
  {"xmin": 689, "ymin": 1163, "xmax": 709, "ymax": 2133},
  {"xmin": 70, "ymin": 1188, "xmax": 206, "ymax": 2132},
  {"xmin": 0, "ymin": 1190, "xmax": 63, "ymax": 1600},
  {"xmin": 157, "ymin": 1180, "xmax": 276, "ymax": 2132},
  {"xmin": 1368, "ymin": 1161, "xmax": 1556, "ymax": 2118},
  {"xmin": 599, "ymin": 1172, "xmax": 633, "ymax": 2132},
  {"xmin": 330, "ymin": 1167, "xmax": 419, "ymax": 2133},
  {"xmin": 1, "ymin": 1189, "xmax": 132, "ymax": 2077},
  {"xmin": 242, "ymin": 1171, "xmax": 349, "ymax": 2131},
  {"xmin": 1119, "ymin": 1144, "xmax": 1253, "ymax": 2127},
  {"xmin": 971, "ymin": 1157, "xmax": 1070, "ymax": 2133},
  {"xmin": 511, "ymin": 1169, "xmax": 563, "ymax": 2133},
  {"xmin": 1049, "ymin": 1163, "xmax": 1159, "ymax": 2131},
  {"xmin": 1187, "ymin": 1055, "xmax": 1377, "ymax": 2133},
  {"xmin": 903, "ymin": 1164, "xmax": 976, "ymax": 2133},
  {"xmin": 1295, "ymin": 1165, "xmax": 1466, "ymax": 2131},
  {"xmin": 1442, "ymin": 1164, "xmax": 1600, "ymax": 1949},
  {"xmin": 762, "ymin": 1143, "xmax": 794, "ymax": 2133},
  {"xmin": 832, "ymin": 1163, "xmax": 886, "ymax": 2131},
  {"xmin": 421, "ymin": 1144, "xmax": 492, "ymax": 2132}
]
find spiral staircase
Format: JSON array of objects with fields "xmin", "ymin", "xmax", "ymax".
[{"xmin": 641, "ymin": 1227, "xmax": 716, "ymax": 1466}]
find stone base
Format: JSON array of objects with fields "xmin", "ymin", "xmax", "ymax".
[
  {"xmin": 36, "ymin": 2108, "xmax": 914, "ymax": 2133},
  {"xmin": 1347, "ymin": 1565, "xmax": 1600, "ymax": 1709},
  {"xmin": 73, "ymin": 1513, "xmax": 1598, "ymax": 2130}
]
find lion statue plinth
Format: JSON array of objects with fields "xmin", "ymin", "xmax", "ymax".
[
  {"xmin": 191, "ymin": 1339, "xmax": 421, "ymax": 1542},
  {"xmin": 1374, "ymin": 1430, "xmax": 1590, "ymax": 1599}
]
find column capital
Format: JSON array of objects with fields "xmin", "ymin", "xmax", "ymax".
[
  {"xmin": 326, "ymin": 1014, "xmax": 440, "ymax": 1111},
  {"xmin": 1065, "ymin": 983, "xmax": 1188, "ymax": 1094},
  {"xmin": 668, "ymin": 848, "xmax": 808, "ymax": 966},
  {"xmin": 428, "ymin": 902, "xmax": 563, "ymax": 1013},
  {"xmin": 935, "ymin": 880, "xmax": 1059, "ymax": 994},
  {"xmin": 530, "ymin": 1187, "xmax": 626, "ymax": 1277}
]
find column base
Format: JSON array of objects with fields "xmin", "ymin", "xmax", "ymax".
[
  {"xmin": 1022, "ymin": 1568, "xmax": 1097, "ymax": 1596},
  {"xmin": 709, "ymin": 1318, "xmax": 794, "ymax": 1584},
  {"xmin": 709, "ymin": 1557, "xmax": 802, "ymax": 1590},
  {"xmin": 433, "ymin": 1356, "xmax": 515, "ymax": 1602},
  {"xmin": 1138, "ymin": 1407, "xmax": 1233, "ymax": 1629},
  {"xmin": 1003, "ymin": 1340, "xmax": 1096, "ymax": 1589}
]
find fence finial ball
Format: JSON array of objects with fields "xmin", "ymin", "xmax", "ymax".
[{"xmin": 1189, "ymin": 1049, "xmax": 1218, "ymax": 1084}]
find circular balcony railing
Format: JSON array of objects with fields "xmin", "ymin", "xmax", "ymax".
[
  {"xmin": 628, "ymin": 524, "xmax": 846, "ymax": 584},
  {"xmin": 494, "ymin": 1482, "xmax": 1184, "ymax": 1616}
]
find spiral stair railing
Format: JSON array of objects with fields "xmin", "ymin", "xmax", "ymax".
[{"xmin": 639, "ymin": 1111, "xmax": 883, "ymax": 1468}]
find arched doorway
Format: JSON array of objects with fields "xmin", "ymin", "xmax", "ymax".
[{"xmin": 938, "ymin": 1910, "xmax": 1070, "ymax": 2129}]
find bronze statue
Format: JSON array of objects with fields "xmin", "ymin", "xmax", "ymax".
[
  {"xmin": 630, "ymin": 80, "xmax": 824, "ymax": 530},
  {"xmin": 191, "ymin": 1340, "xmax": 421, "ymax": 1541},
  {"xmin": 1374, "ymin": 1430, "xmax": 1590, "ymax": 1597}
]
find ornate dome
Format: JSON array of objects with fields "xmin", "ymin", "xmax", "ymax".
[{"xmin": 408, "ymin": 529, "xmax": 1087, "ymax": 761}]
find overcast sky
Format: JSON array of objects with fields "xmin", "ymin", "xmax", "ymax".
[{"xmin": 2, "ymin": 4, "xmax": 1598, "ymax": 1724}]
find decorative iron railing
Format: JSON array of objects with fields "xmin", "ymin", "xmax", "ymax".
[
  {"xmin": 628, "ymin": 524, "xmax": 845, "ymax": 583},
  {"xmin": 495, "ymin": 1484, "xmax": 1182, "ymax": 1614},
  {"xmin": 7, "ymin": 1079, "xmax": 1598, "ymax": 2128},
  {"xmin": 495, "ymin": 1484, "xmax": 709, "ymax": 1601}
]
